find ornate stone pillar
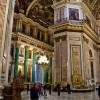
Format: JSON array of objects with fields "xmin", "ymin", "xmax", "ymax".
[
  {"xmin": 32, "ymin": 51, "xmax": 37, "ymax": 82},
  {"xmin": 33, "ymin": 26, "xmax": 37, "ymax": 38},
  {"xmin": 45, "ymin": 32, "xmax": 48, "ymax": 43},
  {"xmin": 26, "ymin": 24, "xmax": 30, "ymax": 34},
  {"xmin": 24, "ymin": 46, "xmax": 29, "ymax": 81},
  {"xmin": 14, "ymin": 43, "xmax": 20, "ymax": 79},
  {"xmin": 40, "ymin": 31, "xmax": 42, "ymax": 41},
  {"xmin": 43, "ymin": 69, "xmax": 48, "ymax": 83},
  {"xmin": 16, "ymin": 19, "xmax": 22, "ymax": 32},
  {"xmin": 0, "ymin": 0, "xmax": 15, "ymax": 98}
]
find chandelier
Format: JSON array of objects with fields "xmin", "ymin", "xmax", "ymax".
[{"xmin": 38, "ymin": 55, "xmax": 49, "ymax": 69}]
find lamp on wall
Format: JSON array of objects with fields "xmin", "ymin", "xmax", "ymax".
[{"xmin": 38, "ymin": 55, "xmax": 49, "ymax": 69}]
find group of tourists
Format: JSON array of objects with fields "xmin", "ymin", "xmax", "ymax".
[
  {"xmin": 29, "ymin": 83, "xmax": 71, "ymax": 100},
  {"xmin": 56, "ymin": 83, "xmax": 71, "ymax": 96},
  {"xmin": 28, "ymin": 83, "xmax": 100, "ymax": 100},
  {"xmin": 30, "ymin": 83, "xmax": 51, "ymax": 100}
]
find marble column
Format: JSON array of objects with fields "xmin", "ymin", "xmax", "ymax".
[
  {"xmin": 24, "ymin": 46, "xmax": 29, "ymax": 81},
  {"xmin": 32, "ymin": 52, "xmax": 36, "ymax": 83},
  {"xmin": 14, "ymin": 44, "xmax": 20, "ymax": 79},
  {"xmin": 26, "ymin": 24, "xmax": 30, "ymax": 35},
  {"xmin": 33, "ymin": 26, "xmax": 37, "ymax": 39},
  {"xmin": 44, "ymin": 69, "xmax": 48, "ymax": 83},
  {"xmin": 0, "ymin": 0, "xmax": 15, "ymax": 98},
  {"xmin": 49, "ymin": 57, "xmax": 52, "ymax": 84},
  {"xmin": 16, "ymin": 19, "xmax": 22, "ymax": 32},
  {"xmin": 10, "ymin": 44, "xmax": 15, "ymax": 82},
  {"xmin": 45, "ymin": 32, "xmax": 48, "ymax": 43}
]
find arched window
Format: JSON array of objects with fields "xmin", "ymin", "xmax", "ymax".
[
  {"xmin": 90, "ymin": 61, "xmax": 94, "ymax": 79},
  {"xmin": 89, "ymin": 49, "xmax": 93, "ymax": 57}
]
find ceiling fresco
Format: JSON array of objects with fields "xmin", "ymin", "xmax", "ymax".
[{"xmin": 14, "ymin": 0, "xmax": 100, "ymax": 27}]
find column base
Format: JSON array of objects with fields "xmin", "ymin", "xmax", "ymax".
[{"xmin": 0, "ymin": 84, "xmax": 4, "ymax": 100}]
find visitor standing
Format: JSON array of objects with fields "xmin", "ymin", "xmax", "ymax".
[
  {"xmin": 98, "ymin": 84, "xmax": 100, "ymax": 98},
  {"xmin": 49, "ymin": 84, "xmax": 51, "ymax": 95},
  {"xmin": 43, "ymin": 84, "xmax": 47, "ymax": 97},
  {"xmin": 27, "ymin": 84, "xmax": 30, "ymax": 94},
  {"xmin": 30, "ymin": 84, "xmax": 39, "ymax": 100},
  {"xmin": 57, "ymin": 83, "xmax": 61, "ymax": 96},
  {"xmin": 67, "ymin": 83, "xmax": 71, "ymax": 94}
]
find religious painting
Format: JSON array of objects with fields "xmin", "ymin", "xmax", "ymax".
[
  {"xmin": 27, "ymin": 65, "xmax": 31, "ymax": 82},
  {"xmin": 18, "ymin": 64, "xmax": 23, "ymax": 81},
  {"xmin": 69, "ymin": 8, "xmax": 79, "ymax": 20}
]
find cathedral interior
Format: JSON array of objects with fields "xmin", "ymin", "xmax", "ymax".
[{"xmin": 0, "ymin": 0, "xmax": 100, "ymax": 99}]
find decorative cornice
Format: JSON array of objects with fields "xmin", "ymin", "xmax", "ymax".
[
  {"xmin": 14, "ymin": 13, "xmax": 48, "ymax": 32},
  {"xmin": 50, "ymin": 22, "xmax": 100, "ymax": 44},
  {"xmin": 52, "ymin": 0, "xmax": 66, "ymax": 9},
  {"xmin": 12, "ymin": 32, "xmax": 54, "ymax": 52}
]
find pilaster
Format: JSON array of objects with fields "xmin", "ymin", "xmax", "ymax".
[
  {"xmin": 32, "ymin": 51, "xmax": 37, "ymax": 83},
  {"xmin": 14, "ymin": 43, "xmax": 20, "ymax": 79},
  {"xmin": 16, "ymin": 19, "xmax": 22, "ymax": 32},
  {"xmin": 24, "ymin": 46, "xmax": 29, "ymax": 81},
  {"xmin": 26, "ymin": 24, "xmax": 30, "ymax": 34},
  {"xmin": 45, "ymin": 33, "xmax": 48, "ymax": 43},
  {"xmin": 33, "ymin": 26, "xmax": 37, "ymax": 38},
  {"xmin": 44, "ymin": 69, "xmax": 48, "ymax": 83}
]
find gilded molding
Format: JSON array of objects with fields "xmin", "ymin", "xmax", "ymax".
[
  {"xmin": 15, "ymin": 42, "xmax": 21, "ymax": 48},
  {"xmin": 14, "ymin": 13, "xmax": 48, "ymax": 32},
  {"xmin": 50, "ymin": 23, "xmax": 100, "ymax": 44},
  {"xmin": 12, "ymin": 32, "xmax": 54, "ymax": 52}
]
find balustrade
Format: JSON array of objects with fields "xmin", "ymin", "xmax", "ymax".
[{"xmin": 54, "ymin": 18, "xmax": 99, "ymax": 35}]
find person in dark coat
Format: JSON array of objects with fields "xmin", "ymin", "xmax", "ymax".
[
  {"xmin": 67, "ymin": 83, "xmax": 71, "ymax": 94},
  {"xmin": 98, "ymin": 84, "xmax": 100, "ymax": 98},
  {"xmin": 27, "ymin": 84, "xmax": 30, "ymax": 94},
  {"xmin": 30, "ymin": 84, "xmax": 39, "ymax": 100},
  {"xmin": 43, "ymin": 84, "xmax": 47, "ymax": 96},
  {"xmin": 49, "ymin": 84, "xmax": 51, "ymax": 95},
  {"xmin": 56, "ymin": 83, "xmax": 61, "ymax": 96}
]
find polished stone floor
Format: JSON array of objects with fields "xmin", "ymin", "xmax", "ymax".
[{"xmin": 39, "ymin": 91, "xmax": 100, "ymax": 100}]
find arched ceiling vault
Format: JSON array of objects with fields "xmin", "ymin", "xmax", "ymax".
[
  {"xmin": 83, "ymin": 0, "xmax": 100, "ymax": 19},
  {"xmin": 14, "ymin": 0, "xmax": 100, "ymax": 28},
  {"xmin": 15, "ymin": 0, "xmax": 53, "ymax": 27}
]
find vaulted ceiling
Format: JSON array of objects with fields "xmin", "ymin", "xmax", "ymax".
[
  {"xmin": 15, "ymin": 0, "xmax": 53, "ymax": 27},
  {"xmin": 83, "ymin": 0, "xmax": 100, "ymax": 19},
  {"xmin": 14, "ymin": 0, "xmax": 100, "ymax": 28}
]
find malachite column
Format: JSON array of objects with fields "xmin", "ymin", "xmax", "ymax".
[
  {"xmin": 14, "ymin": 44, "xmax": 20, "ymax": 79},
  {"xmin": 44, "ymin": 69, "xmax": 48, "ymax": 83},
  {"xmin": 24, "ymin": 46, "xmax": 29, "ymax": 81},
  {"xmin": 32, "ymin": 52, "xmax": 37, "ymax": 82},
  {"xmin": 49, "ymin": 57, "xmax": 52, "ymax": 84}
]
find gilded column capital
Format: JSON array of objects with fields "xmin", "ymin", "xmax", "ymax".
[
  {"xmin": 25, "ymin": 45, "xmax": 30, "ymax": 49},
  {"xmin": 33, "ymin": 48, "xmax": 39, "ymax": 55},
  {"xmin": 29, "ymin": 47, "xmax": 33, "ymax": 51},
  {"xmin": 15, "ymin": 43, "xmax": 21, "ymax": 48}
]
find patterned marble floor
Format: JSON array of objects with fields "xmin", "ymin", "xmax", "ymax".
[{"xmin": 39, "ymin": 91, "xmax": 100, "ymax": 100}]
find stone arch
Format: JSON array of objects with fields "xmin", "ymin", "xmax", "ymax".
[
  {"xmin": 89, "ymin": 49, "xmax": 93, "ymax": 58},
  {"xmin": 26, "ymin": 0, "xmax": 38, "ymax": 16}
]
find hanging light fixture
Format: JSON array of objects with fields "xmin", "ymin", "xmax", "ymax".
[{"xmin": 38, "ymin": 55, "xmax": 49, "ymax": 69}]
